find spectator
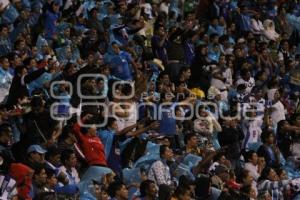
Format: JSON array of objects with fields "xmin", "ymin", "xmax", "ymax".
[
  {"xmin": 9, "ymin": 163, "xmax": 34, "ymax": 200},
  {"xmin": 0, "ymin": 24, "xmax": 12, "ymax": 56},
  {"xmin": 0, "ymin": 1, "xmax": 300, "ymax": 200},
  {"xmin": 152, "ymin": 25, "xmax": 169, "ymax": 65},
  {"xmin": 0, "ymin": 56, "xmax": 13, "ymax": 103},
  {"xmin": 25, "ymin": 144, "xmax": 47, "ymax": 169},
  {"xmin": 211, "ymin": 164, "xmax": 230, "ymax": 190},
  {"xmin": 257, "ymin": 130, "xmax": 281, "ymax": 169},
  {"xmin": 45, "ymin": 147, "xmax": 61, "ymax": 174},
  {"xmin": 135, "ymin": 179, "xmax": 158, "ymax": 200},
  {"xmin": 244, "ymin": 150, "xmax": 265, "ymax": 182},
  {"xmin": 58, "ymin": 149, "xmax": 80, "ymax": 185},
  {"xmin": 148, "ymin": 145, "xmax": 173, "ymax": 187},
  {"xmin": 31, "ymin": 165, "xmax": 48, "ymax": 199},
  {"xmin": 183, "ymin": 132, "xmax": 201, "ymax": 156},
  {"xmin": 73, "ymin": 115, "xmax": 107, "ymax": 167},
  {"xmin": 6, "ymin": 65, "xmax": 47, "ymax": 109},
  {"xmin": 108, "ymin": 181, "xmax": 129, "ymax": 200},
  {"xmin": 257, "ymin": 167, "xmax": 291, "ymax": 200}
]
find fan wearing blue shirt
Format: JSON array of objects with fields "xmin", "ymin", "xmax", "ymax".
[
  {"xmin": 158, "ymin": 92, "xmax": 195, "ymax": 148},
  {"xmin": 98, "ymin": 117, "xmax": 159, "ymax": 175},
  {"xmin": 107, "ymin": 42, "xmax": 138, "ymax": 81},
  {"xmin": 44, "ymin": 1, "xmax": 61, "ymax": 40}
]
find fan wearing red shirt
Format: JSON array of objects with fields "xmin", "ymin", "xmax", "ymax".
[{"xmin": 73, "ymin": 115, "xmax": 107, "ymax": 166}]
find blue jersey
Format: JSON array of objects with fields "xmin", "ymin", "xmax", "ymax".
[
  {"xmin": 110, "ymin": 51, "xmax": 133, "ymax": 81},
  {"xmin": 159, "ymin": 103, "xmax": 177, "ymax": 136}
]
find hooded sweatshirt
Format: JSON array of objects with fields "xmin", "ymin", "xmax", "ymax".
[{"xmin": 9, "ymin": 163, "xmax": 34, "ymax": 200}]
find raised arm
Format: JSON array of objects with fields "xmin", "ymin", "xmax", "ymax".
[
  {"xmin": 126, "ymin": 121, "xmax": 160, "ymax": 137},
  {"xmin": 23, "ymin": 68, "xmax": 46, "ymax": 84},
  {"xmin": 72, "ymin": 114, "xmax": 92, "ymax": 141}
]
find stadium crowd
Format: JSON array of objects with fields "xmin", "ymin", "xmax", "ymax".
[{"xmin": 1, "ymin": 0, "xmax": 300, "ymax": 199}]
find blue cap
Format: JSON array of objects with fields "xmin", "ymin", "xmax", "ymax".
[{"xmin": 27, "ymin": 145, "xmax": 47, "ymax": 154}]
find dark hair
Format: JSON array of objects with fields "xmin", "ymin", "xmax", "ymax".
[
  {"xmin": 219, "ymin": 35, "xmax": 229, "ymax": 43},
  {"xmin": 111, "ymin": 41, "xmax": 119, "ymax": 46},
  {"xmin": 60, "ymin": 124, "xmax": 74, "ymax": 141},
  {"xmin": 255, "ymin": 71, "xmax": 265, "ymax": 79},
  {"xmin": 290, "ymin": 114, "xmax": 300, "ymax": 125},
  {"xmin": 140, "ymin": 179, "xmax": 155, "ymax": 197},
  {"xmin": 240, "ymin": 68, "xmax": 250, "ymax": 77},
  {"xmin": 258, "ymin": 167, "xmax": 273, "ymax": 182},
  {"xmin": 23, "ymin": 57, "xmax": 34, "ymax": 67},
  {"xmin": 48, "ymin": 1, "xmax": 59, "ymax": 13},
  {"xmin": 154, "ymin": 24, "xmax": 165, "ymax": 33},
  {"xmin": 45, "ymin": 169, "xmax": 56, "ymax": 179},
  {"xmin": 184, "ymin": 133, "xmax": 196, "ymax": 144},
  {"xmin": 244, "ymin": 150, "xmax": 256, "ymax": 163},
  {"xmin": 107, "ymin": 181, "xmax": 124, "ymax": 198},
  {"xmin": 89, "ymin": 7, "xmax": 98, "ymax": 17},
  {"xmin": 0, "ymin": 56, "xmax": 8, "ymax": 63},
  {"xmin": 276, "ymin": 168, "xmax": 286, "ymax": 177},
  {"xmin": 178, "ymin": 175, "xmax": 194, "ymax": 188},
  {"xmin": 30, "ymin": 95, "xmax": 44, "ymax": 109},
  {"xmin": 0, "ymin": 123, "xmax": 11, "ymax": 137},
  {"xmin": 159, "ymin": 145, "xmax": 169, "ymax": 158},
  {"xmin": 45, "ymin": 147, "xmax": 60, "ymax": 160},
  {"xmin": 15, "ymin": 65, "xmax": 26, "ymax": 75},
  {"xmin": 240, "ymin": 169, "xmax": 250, "ymax": 184},
  {"xmin": 210, "ymin": 33, "xmax": 219, "ymax": 41},
  {"xmin": 80, "ymin": 117, "xmax": 98, "ymax": 134},
  {"xmin": 179, "ymin": 66, "xmax": 190, "ymax": 75},
  {"xmin": 121, "ymin": 83, "xmax": 133, "ymax": 96},
  {"xmin": 0, "ymin": 24, "xmax": 9, "ymax": 32},
  {"xmin": 240, "ymin": 184, "xmax": 252, "ymax": 196},
  {"xmin": 33, "ymin": 164, "xmax": 45, "ymax": 177},
  {"xmin": 14, "ymin": 39, "xmax": 25, "ymax": 50},
  {"xmin": 173, "ymin": 186, "xmax": 190, "ymax": 198},
  {"xmin": 277, "ymin": 120, "xmax": 288, "ymax": 134},
  {"xmin": 195, "ymin": 175, "xmax": 210, "ymax": 199},
  {"xmin": 213, "ymin": 153, "xmax": 225, "ymax": 162},
  {"xmin": 158, "ymin": 184, "xmax": 173, "ymax": 200},
  {"xmin": 61, "ymin": 149, "xmax": 75, "ymax": 165},
  {"xmin": 63, "ymin": 62, "xmax": 75, "ymax": 73},
  {"xmin": 260, "ymin": 129, "xmax": 274, "ymax": 144},
  {"xmin": 106, "ymin": 117, "xmax": 117, "ymax": 128}
]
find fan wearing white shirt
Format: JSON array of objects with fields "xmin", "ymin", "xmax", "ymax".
[
  {"xmin": 159, "ymin": 0, "xmax": 170, "ymax": 15},
  {"xmin": 251, "ymin": 13, "xmax": 264, "ymax": 35},
  {"xmin": 244, "ymin": 150, "xmax": 265, "ymax": 182},
  {"xmin": 211, "ymin": 70, "xmax": 228, "ymax": 101},
  {"xmin": 242, "ymin": 106, "xmax": 263, "ymax": 150},
  {"xmin": 248, "ymin": 87, "xmax": 266, "ymax": 118},
  {"xmin": 236, "ymin": 69, "xmax": 255, "ymax": 95},
  {"xmin": 267, "ymin": 89, "xmax": 286, "ymax": 126},
  {"xmin": 58, "ymin": 149, "xmax": 80, "ymax": 185}
]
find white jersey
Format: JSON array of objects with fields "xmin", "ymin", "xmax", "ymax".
[
  {"xmin": 242, "ymin": 118, "xmax": 263, "ymax": 150},
  {"xmin": 108, "ymin": 102, "xmax": 125, "ymax": 132},
  {"xmin": 0, "ymin": 175, "xmax": 17, "ymax": 200},
  {"xmin": 123, "ymin": 102, "xmax": 137, "ymax": 129},
  {"xmin": 0, "ymin": 68, "xmax": 13, "ymax": 103},
  {"xmin": 271, "ymin": 101, "xmax": 286, "ymax": 125},
  {"xmin": 236, "ymin": 77, "xmax": 255, "ymax": 95}
]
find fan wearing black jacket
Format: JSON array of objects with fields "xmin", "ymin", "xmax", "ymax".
[
  {"xmin": 218, "ymin": 118, "xmax": 244, "ymax": 172},
  {"xmin": 6, "ymin": 65, "xmax": 48, "ymax": 109}
]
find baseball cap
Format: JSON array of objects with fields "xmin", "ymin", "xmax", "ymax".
[{"xmin": 27, "ymin": 145, "xmax": 47, "ymax": 154}]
